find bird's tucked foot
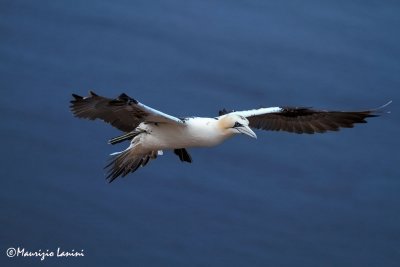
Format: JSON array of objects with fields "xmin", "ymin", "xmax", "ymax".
[{"xmin": 174, "ymin": 148, "xmax": 192, "ymax": 163}]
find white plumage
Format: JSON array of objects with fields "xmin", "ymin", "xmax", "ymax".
[{"xmin": 70, "ymin": 91, "xmax": 387, "ymax": 182}]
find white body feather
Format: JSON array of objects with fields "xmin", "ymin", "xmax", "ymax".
[{"xmin": 136, "ymin": 117, "xmax": 232, "ymax": 151}]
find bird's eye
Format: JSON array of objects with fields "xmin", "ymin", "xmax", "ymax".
[{"xmin": 233, "ymin": 122, "xmax": 243, "ymax": 128}]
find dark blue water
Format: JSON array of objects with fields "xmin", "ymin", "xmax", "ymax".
[{"xmin": 1, "ymin": 0, "xmax": 399, "ymax": 266}]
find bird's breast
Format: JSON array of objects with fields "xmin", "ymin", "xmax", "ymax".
[{"xmin": 141, "ymin": 118, "xmax": 229, "ymax": 150}]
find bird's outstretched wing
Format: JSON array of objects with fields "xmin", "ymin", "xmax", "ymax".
[
  {"xmin": 223, "ymin": 102, "xmax": 391, "ymax": 134},
  {"xmin": 70, "ymin": 91, "xmax": 184, "ymax": 132}
]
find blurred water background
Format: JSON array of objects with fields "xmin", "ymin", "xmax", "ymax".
[{"xmin": 1, "ymin": 0, "xmax": 399, "ymax": 266}]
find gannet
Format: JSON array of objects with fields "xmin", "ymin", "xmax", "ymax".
[{"xmin": 70, "ymin": 91, "xmax": 390, "ymax": 182}]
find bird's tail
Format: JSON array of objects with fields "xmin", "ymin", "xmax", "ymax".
[{"xmin": 105, "ymin": 145, "xmax": 162, "ymax": 182}]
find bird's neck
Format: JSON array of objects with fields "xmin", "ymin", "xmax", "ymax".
[{"xmin": 184, "ymin": 117, "xmax": 234, "ymax": 147}]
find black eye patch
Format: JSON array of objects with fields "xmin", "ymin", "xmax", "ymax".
[{"xmin": 233, "ymin": 122, "xmax": 243, "ymax": 128}]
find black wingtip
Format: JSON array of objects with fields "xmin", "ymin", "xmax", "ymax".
[
  {"xmin": 89, "ymin": 90, "xmax": 98, "ymax": 97},
  {"xmin": 72, "ymin": 93, "xmax": 83, "ymax": 100},
  {"xmin": 116, "ymin": 93, "xmax": 139, "ymax": 104}
]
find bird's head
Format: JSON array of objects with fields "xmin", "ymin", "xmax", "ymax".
[{"xmin": 218, "ymin": 114, "xmax": 257, "ymax": 139}]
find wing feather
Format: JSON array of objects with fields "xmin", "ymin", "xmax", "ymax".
[
  {"xmin": 70, "ymin": 91, "xmax": 183, "ymax": 132},
  {"xmin": 229, "ymin": 104, "xmax": 386, "ymax": 134}
]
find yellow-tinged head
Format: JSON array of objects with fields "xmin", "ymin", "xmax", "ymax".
[{"xmin": 218, "ymin": 114, "xmax": 257, "ymax": 139}]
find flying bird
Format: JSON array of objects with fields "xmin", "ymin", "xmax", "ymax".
[{"xmin": 70, "ymin": 91, "xmax": 390, "ymax": 182}]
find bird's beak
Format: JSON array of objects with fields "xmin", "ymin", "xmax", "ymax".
[{"xmin": 237, "ymin": 125, "xmax": 257, "ymax": 139}]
